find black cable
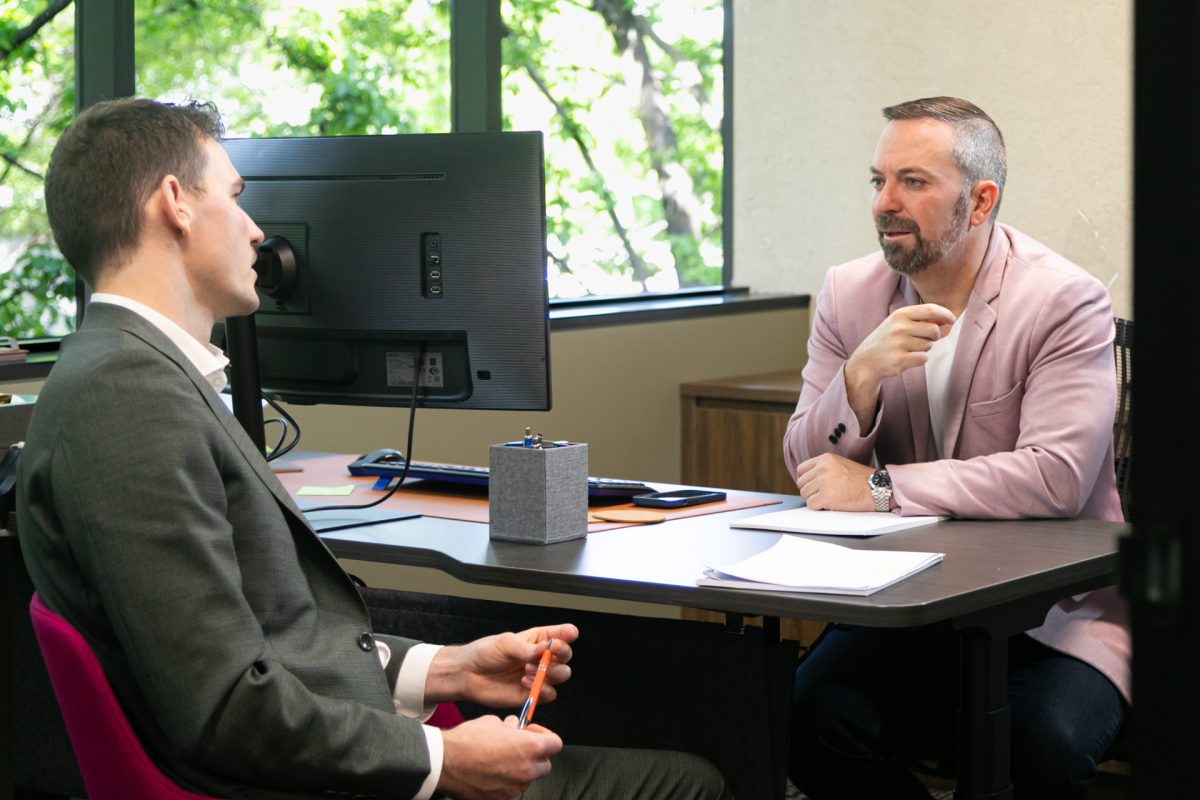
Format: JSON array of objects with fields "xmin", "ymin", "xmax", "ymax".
[
  {"xmin": 263, "ymin": 416, "xmax": 290, "ymax": 458},
  {"xmin": 262, "ymin": 393, "xmax": 301, "ymax": 461},
  {"xmin": 303, "ymin": 344, "xmax": 425, "ymax": 513}
]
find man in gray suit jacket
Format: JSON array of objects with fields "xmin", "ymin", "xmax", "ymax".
[{"xmin": 19, "ymin": 98, "xmax": 727, "ymax": 800}]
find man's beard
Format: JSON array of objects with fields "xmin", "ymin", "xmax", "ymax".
[{"xmin": 876, "ymin": 191, "xmax": 971, "ymax": 276}]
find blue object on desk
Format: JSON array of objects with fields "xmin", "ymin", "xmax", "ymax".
[{"xmin": 348, "ymin": 449, "xmax": 653, "ymax": 498}]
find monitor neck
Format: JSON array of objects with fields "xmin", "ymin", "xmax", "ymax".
[{"xmin": 225, "ymin": 313, "xmax": 267, "ymax": 454}]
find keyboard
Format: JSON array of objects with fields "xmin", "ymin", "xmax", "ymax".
[{"xmin": 347, "ymin": 450, "xmax": 654, "ymax": 498}]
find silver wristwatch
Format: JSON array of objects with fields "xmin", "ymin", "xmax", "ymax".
[{"xmin": 867, "ymin": 469, "xmax": 892, "ymax": 512}]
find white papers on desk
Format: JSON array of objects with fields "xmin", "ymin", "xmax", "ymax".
[
  {"xmin": 698, "ymin": 535, "xmax": 943, "ymax": 595},
  {"xmin": 730, "ymin": 507, "xmax": 942, "ymax": 537}
]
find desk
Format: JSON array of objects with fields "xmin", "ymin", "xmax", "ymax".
[{"xmin": 308, "ymin": 483, "xmax": 1123, "ymax": 800}]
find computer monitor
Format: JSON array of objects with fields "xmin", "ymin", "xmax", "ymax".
[{"xmin": 220, "ymin": 132, "xmax": 550, "ymax": 434}]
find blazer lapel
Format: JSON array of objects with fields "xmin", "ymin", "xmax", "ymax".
[
  {"xmin": 940, "ymin": 230, "xmax": 1008, "ymax": 458},
  {"xmin": 87, "ymin": 304, "xmax": 371, "ymax": 621},
  {"xmin": 895, "ymin": 278, "xmax": 931, "ymax": 462},
  {"xmin": 88, "ymin": 305, "xmax": 309, "ymax": 524}
]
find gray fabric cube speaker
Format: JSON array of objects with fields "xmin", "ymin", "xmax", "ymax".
[{"xmin": 488, "ymin": 443, "xmax": 588, "ymax": 543}]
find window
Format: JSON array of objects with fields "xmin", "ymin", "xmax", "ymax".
[
  {"xmin": 0, "ymin": 1, "xmax": 77, "ymax": 339},
  {"xmin": 0, "ymin": 0, "xmax": 728, "ymax": 345},
  {"xmin": 502, "ymin": 0, "xmax": 725, "ymax": 299},
  {"xmin": 137, "ymin": 0, "xmax": 452, "ymax": 137}
]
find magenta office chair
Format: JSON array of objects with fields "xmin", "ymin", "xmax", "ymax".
[
  {"xmin": 28, "ymin": 592, "xmax": 216, "ymax": 799},
  {"xmin": 29, "ymin": 592, "xmax": 465, "ymax": 800}
]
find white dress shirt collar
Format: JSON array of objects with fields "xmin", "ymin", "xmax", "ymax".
[{"xmin": 89, "ymin": 293, "xmax": 230, "ymax": 393}]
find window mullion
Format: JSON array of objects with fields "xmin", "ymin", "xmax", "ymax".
[
  {"xmin": 74, "ymin": 0, "xmax": 135, "ymax": 323},
  {"xmin": 450, "ymin": 0, "xmax": 502, "ymax": 132}
]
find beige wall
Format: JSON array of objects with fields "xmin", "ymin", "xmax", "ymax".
[
  {"xmin": 4, "ymin": 309, "xmax": 809, "ymax": 485},
  {"xmin": 733, "ymin": 0, "xmax": 1133, "ymax": 319},
  {"xmin": 275, "ymin": 306, "xmax": 807, "ymax": 483}
]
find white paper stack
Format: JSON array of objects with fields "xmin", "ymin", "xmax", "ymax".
[
  {"xmin": 730, "ymin": 507, "xmax": 943, "ymax": 537},
  {"xmin": 699, "ymin": 535, "xmax": 944, "ymax": 595}
]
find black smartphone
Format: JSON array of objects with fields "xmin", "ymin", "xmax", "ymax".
[{"xmin": 632, "ymin": 489, "xmax": 727, "ymax": 508}]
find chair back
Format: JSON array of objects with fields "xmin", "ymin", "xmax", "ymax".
[
  {"xmin": 28, "ymin": 592, "xmax": 217, "ymax": 800},
  {"xmin": 1113, "ymin": 318, "xmax": 1133, "ymax": 520}
]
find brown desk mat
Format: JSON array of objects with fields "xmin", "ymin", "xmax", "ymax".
[{"xmin": 276, "ymin": 453, "xmax": 781, "ymax": 531}]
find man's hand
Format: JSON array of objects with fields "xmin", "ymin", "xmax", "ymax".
[
  {"xmin": 437, "ymin": 715, "xmax": 563, "ymax": 800},
  {"xmin": 844, "ymin": 303, "xmax": 955, "ymax": 430},
  {"xmin": 794, "ymin": 453, "xmax": 877, "ymax": 511},
  {"xmin": 425, "ymin": 624, "xmax": 578, "ymax": 708}
]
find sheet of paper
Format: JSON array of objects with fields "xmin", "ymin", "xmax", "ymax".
[
  {"xmin": 699, "ymin": 535, "xmax": 943, "ymax": 595},
  {"xmin": 730, "ymin": 506, "xmax": 942, "ymax": 537},
  {"xmin": 295, "ymin": 485, "xmax": 356, "ymax": 496}
]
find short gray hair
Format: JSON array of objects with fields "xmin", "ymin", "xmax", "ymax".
[{"xmin": 882, "ymin": 97, "xmax": 1007, "ymax": 220}]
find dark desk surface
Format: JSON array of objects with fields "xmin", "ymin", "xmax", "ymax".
[
  {"xmin": 317, "ymin": 494, "xmax": 1125, "ymax": 631},
  {"xmin": 317, "ymin": 493, "xmax": 1126, "ymax": 800}
]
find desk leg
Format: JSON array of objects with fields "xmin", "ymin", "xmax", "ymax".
[
  {"xmin": 954, "ymin": 627, "xmax": 1012, "ymax": 800},
  {"xmin": 763, "ymin": 616, "xmax": 791, "ymax": 800}
]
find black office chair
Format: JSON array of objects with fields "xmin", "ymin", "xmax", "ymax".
[
  {"xmin": 1113, "ymin": 317, "xmax": 1132, "ymax": 520},
  {"xmin": 1098, "ymin": 317, "xmax": 1133, "ymax": 777}
]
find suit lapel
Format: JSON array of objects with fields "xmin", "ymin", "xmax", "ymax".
[
  {"xmin": 940, "ymin": 229, "xmax": 1008, "ymax": 458},
  {"xmin": 85, "ymin": 305, "xmax": 310, "ymax": 525},
  {"xmin": 894, "ymin": 278, "xmax": 931, "ymax": 462},
  {"xmin": 84, "ymin": 304, "xmax": 370, "ymax": 623}
]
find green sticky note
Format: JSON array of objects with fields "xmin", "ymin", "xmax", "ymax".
[{"xmin": 296, "ymin": 485, "xmax": 356, "ymax": 497}]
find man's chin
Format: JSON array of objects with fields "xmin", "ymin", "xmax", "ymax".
[
  {"xmin": 227, "ymin": 295, "xmax": 261, "ymax": 319},
  {"xmin": 881, "ymin": 246, "xmax": 928, "ymax": 276}
]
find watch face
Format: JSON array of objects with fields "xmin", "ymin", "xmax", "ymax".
[{"xmin": 870, "ymin": 470, "xmax": 891, "ymax": 490}]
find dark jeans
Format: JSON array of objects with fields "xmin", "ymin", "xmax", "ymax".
[{"xmin": 789, "ymin": 624, "xmax": 1126, "ymax": 800}]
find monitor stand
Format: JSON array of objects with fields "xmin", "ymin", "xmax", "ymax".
[{"xmin": 225, "ymin": 313, "xmax": 267, "ymax": 454}]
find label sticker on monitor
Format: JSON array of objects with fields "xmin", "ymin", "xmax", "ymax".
[{"xmin": 386, "ymin": 352, "xmax": 445, "ymax": 388}]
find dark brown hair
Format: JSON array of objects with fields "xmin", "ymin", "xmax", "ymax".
[
  {"xmin": 43, "ymin": 98, "xmax": 224, "ymax": 283},
  {"xmin": 882, "ymin": 96, "xmax": 1007, "ymax": 219}
]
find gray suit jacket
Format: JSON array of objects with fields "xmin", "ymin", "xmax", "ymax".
[{"xmin": 19, "ymin": 303, "xmax": 431, "ymax": 799}]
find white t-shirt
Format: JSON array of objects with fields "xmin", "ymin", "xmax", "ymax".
[{"xmin": 925, "ymin": 318, "xmax": 963, "ymax": 460}]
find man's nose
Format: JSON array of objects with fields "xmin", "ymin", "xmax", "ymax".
[{"xmin": 873, "ymin": 181, "xmax": 902, "ymax": 215}]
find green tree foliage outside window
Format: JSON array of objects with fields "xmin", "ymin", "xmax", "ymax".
[
  {"xmin": 138, "ymin": 0, "xmax": 452, "ymax": 138},
  {"xmin": 503, "ymin": 0, "xmax": 724, "ymax": 298},
  {"xmin": 1, "ymin": 0, "xmax": 76, "ymax": 339},
  {"xmin": 0, "ymin": 0, "xmax": 723, "ymax": 341}
]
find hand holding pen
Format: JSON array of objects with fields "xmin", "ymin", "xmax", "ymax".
[
  {"xmin": 424, "ymin": 624, "xmax": 577, "ymax": 710},
  {"xmin": 518, "ymin": 638, "xmax": 556, "ymax": 729}
]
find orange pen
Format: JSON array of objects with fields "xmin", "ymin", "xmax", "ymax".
[{"xmin": 517, "ymin": 638, "xmax": 556, "ymax": 729}]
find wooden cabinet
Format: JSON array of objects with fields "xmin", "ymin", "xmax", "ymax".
[
  {"xmin": 679, "ymin": 370, "xmax": 826, "ymax": 646},
  {"xmin": 681, "ymin": 369, "xmax": 804, "ymax": 494}
]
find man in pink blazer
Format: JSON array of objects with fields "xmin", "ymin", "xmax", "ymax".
[{"xmin": 783, "ymin": 97, "xmax": 1127, "ymax": 799}]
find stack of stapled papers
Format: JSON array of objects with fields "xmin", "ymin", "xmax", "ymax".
[{"xmin": 699, "ymin": 534, "xmax": 943, "ymax": 596}]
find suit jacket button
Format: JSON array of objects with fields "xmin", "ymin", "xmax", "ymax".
[
  {"xmin": 828, "ymin": 435, "xmax": 837, "ymax": 444},
  {"xmin": 837, "ymin": 423, "xmax": 846, "ymax": 433},
  {"xmin": 358, "ymin": 632, "xmax": 375, "ymax": 652}
]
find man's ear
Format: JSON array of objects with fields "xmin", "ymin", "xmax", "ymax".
[
  {"xmin": 152, "ymin": 174, "xmax": 191, "ymax": 236},
  {"xmin": 970, "ymin": 181, "xmax": 1000, "ymax": 227}
]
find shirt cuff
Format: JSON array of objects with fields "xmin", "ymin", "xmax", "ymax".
[
  {"xmin": 392, "ymin": 643, "xmax": 444, "ymax": 719},
  {"xmin": 413, "ymin": 726, "xmax": 444, "ymax": 800},
  {"xmin": 375, "ymin": 642, "xmax": 445, "ymax": 799}
]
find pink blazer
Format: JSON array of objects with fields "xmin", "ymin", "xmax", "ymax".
[{"xmin": 783, "ymin": 223, "xmax": 1130, "ymax": 702}]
